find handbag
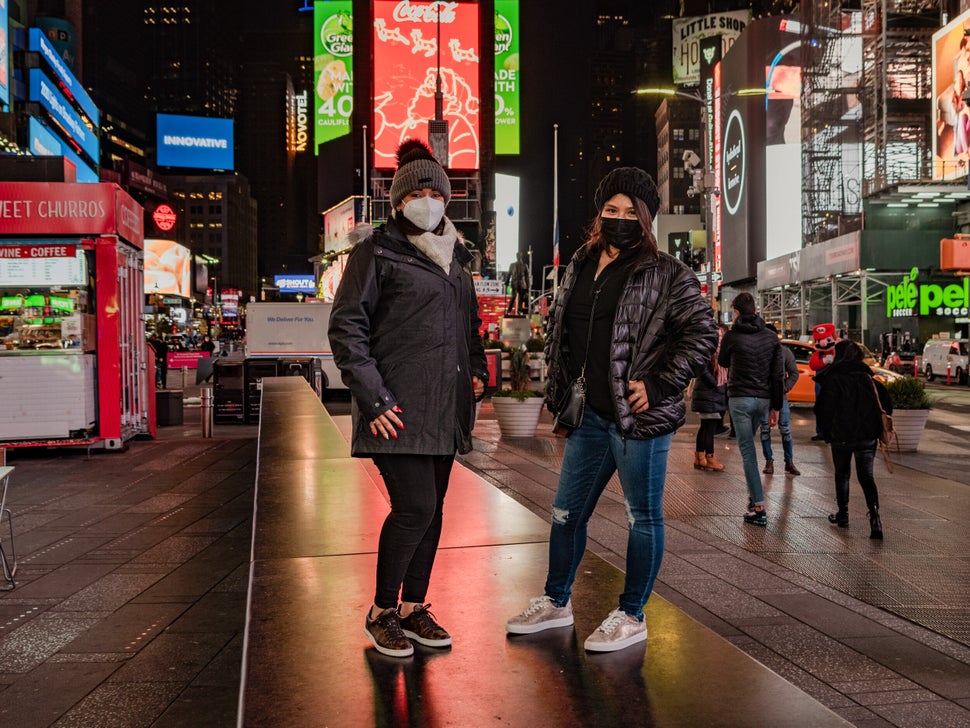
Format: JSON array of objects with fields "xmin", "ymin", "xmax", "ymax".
[
  {"xmin": 555, "ymin": 376, "xmax": 586, "ymax": 430},
  {"xmin": 870, "ymin": 378, "xmax": 894, "ymax": 447},
  {"xmin": 552, "ymin": 275, "xmax": 605, "ymax": 433}
]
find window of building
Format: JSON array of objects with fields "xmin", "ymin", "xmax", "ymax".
[{"xmin": 673, "ymin": 128, "xmax": 685, "ymax": 141}]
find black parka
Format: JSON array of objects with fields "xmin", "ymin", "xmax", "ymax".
[
  {"xmin": 717, "ymin": 314, "xmax": 784, "ymax": 411},
  {"xmin": 545, "ymin": 245, "xmax": 718, "ymax": 438},
  {"xmin": 814, "ymin": 359, "xmax": 892, "ymax": 446},
  {"xmin": 329, "ymin": 220, "xmax": 488, "ymax": 456}
]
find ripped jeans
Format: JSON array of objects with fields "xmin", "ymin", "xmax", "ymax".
[{"xmin": 544, "ymin": 406, "xmax": 672, "ymax": 620}]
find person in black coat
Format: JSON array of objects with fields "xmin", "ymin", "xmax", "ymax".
[
  {"xmin": 691, "ymin": 325, "xmax": 728, "ymax": 471},
  {"xmin": 506, "ymin": 166, "xmax": 717, "ymax": 653},
  {"xmin": 329, "ymin": 140, "xmax": 488, "ymax": 658},
  {"xmin": 718, "ymin": 293, "xmax": 784, "ymax": 526},
  {"xmin": 814, "ymin": 339, "xmax": 890, "ymax": 539}
]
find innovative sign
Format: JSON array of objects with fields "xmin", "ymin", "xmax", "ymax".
[
  {"xmin": 373, "ymin": 0, "xmax": 481, "ymax": 169},
  {"xmin": 494, "ymin": 1, "xmax": 519, "ymax": 155},
  {"xmin": 313, "ymin": 1, "xmax": 353, "ymax": 150},
  {"xmin": 28, "ymin": 69, "xmax": 99, "ymax": 165},
  {"xmin": 274, "ymin": 274, "xmax": 317, "ymax": 294},
  {"xmin": 672, "ymin": 11, "xmax": 750, "ymax": 86},
  {"xmin": 887, "ymin": 268, "xmax": 970, "ymax": 318},
  {"xmin": 156, "ymin": 114, "xmax": 234, "ymax": 170}
]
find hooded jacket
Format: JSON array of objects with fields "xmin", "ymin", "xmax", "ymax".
[
  {"xmin": 329, "ymin": 219, "xmax": 488, "ymax": 456},
  {"xmin": 717, "ymin": 313, "xmax": 784, "ymax": 411},
  {"xmin": 545, "ymin": 245, "xmax": 717, "ymax": 438},
  {"xmin": 814, "ymin": 359, "xmax": 892, "ymax": 446}
]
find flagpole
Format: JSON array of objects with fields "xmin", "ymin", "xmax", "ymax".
[
  {"xmin": 362, "ymin": 124, "xmax": 369, "ymax": 222},
  {"xmin": 552, "ymin": 123, "xmax": 559, "ymax": 297}
]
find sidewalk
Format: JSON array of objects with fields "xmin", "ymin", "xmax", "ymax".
[{"xmin": 461, "ymin": 401, "xmax": 970, "ymax": 726}]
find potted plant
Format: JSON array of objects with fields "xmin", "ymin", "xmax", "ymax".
[
  {"xmin": 491, "ymin": 346, "xmax": 545, "ymax": 437},
  {"xmin": 885, "ymin": 375, "xmax": 931, "ymax": 451},
  {"xmin": 525, "ymin": 335, "xmax": 546, "ymax": 381}
]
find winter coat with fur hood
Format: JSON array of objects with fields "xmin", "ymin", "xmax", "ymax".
[
  {"xmin": 329, "ymin": 219, "xmax": 488, "ymax": 456},
  {"xmin": 545, "ymin": 244, "xmax": 718, "ymax": 438}
]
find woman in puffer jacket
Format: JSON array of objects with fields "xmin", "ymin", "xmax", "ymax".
[
  {"xmin": 505, "ymin": 167, "xmax": 717, "ymax": 654},
  {"xmin": 691, "ymin": 325, "xmax": 728, "ymax": 471}
]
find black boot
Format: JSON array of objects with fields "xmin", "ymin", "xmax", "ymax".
[
  {"xmin": 868, "ymin": 508, "xmax": 883, "ymax": 540},
  {"xmin": 828, "ymin": 510, "xmax": 848, "ymax": 527}
]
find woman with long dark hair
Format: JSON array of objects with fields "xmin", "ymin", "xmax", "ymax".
[{"xmin": 505, "ymin": 167, "xmax": 717, "ymax": 652}]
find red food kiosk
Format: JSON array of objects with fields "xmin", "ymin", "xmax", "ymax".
[{"xmin": 0, "ymin": 182, "xmax": 154, "ymax": 450}]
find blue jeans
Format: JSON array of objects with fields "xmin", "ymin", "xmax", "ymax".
[
  {"xmin": 544, "ymin": 407, "xmax": 672, "ymax": 620},
  {"xmin": 728, "ymin": 397, "xmax": 770, "ymax": 507},
  {"xmin": 760, "ymin": 397, "xmax": 793, "ymax": 463}
]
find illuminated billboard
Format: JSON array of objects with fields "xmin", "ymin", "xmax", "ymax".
[
  {"xmin": 274, "ymin": 274, "xmax": 317, "ymax": 294},
  {"xmin": 494, "ymin": 173, "xmax": 520, "ymax": 273},
  {"xmin": 28, "ymin": 118, "xmax": 99, "ymax": 183},
  {"xmin": 672, "ymin": 11, "xmax": 750, "ymax": 87},
  {"xmin": 29, "ymin": 69, "xmax": 99, "ymax": 165},
  {"xmin": 313, "ymin": 1, "xmax": 353, "ymax": 150},
  {"xmin": 145, "ymin": 239, "xmax": 192, "ymax": 298},
  {"xmin": 0, "ymin": 0, "xmax": 9, "ymax": 107},
  {"xmin": 494, "ymin": 1, "xmax": 519, "ymax": 155},
  {"xmin": 156, "ymin": 114, "xmax": 234, "ymax": 170},
  {"xmin": 717, "ymin": 16, "xmax": 802, "ymax": 285},
  {"xmin": 323, "ymin": 195, "xmax": 362, "ymax": 253},
  {"xmin": 373, "ymin": 0, "xmax": 481, "ymax": 169},
  {"xmin": 28, "ymin": 28, "xmax": 98, "ymax": 125},
  {"xmin": 932, "ymin": 9, "xmax": 970, "ymax": 180}
]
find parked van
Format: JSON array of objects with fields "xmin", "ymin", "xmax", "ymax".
[{"xmin": 921, "ymin": 339, "xmax": 969, "ymax": 384}]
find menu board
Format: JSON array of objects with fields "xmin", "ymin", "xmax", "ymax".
[{"xmin": 0, "ymin": 243, "xmax": 85, "ymax": 286}]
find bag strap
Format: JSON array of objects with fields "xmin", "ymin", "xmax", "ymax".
[
  {"xmin": 577, "ymin": 267, "xmax": 613, "ymax": 383},
  {"xmin": 869, "ymin": 377, "xmax": 888, "ymax": 417}
]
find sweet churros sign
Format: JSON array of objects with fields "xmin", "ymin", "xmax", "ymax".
[{"xmin": 0, "ymin": 182, "xmax": 144, "ymax": 248}]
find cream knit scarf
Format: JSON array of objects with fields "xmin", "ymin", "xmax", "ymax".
[{"xmin": 406, "ymin": 218, "xmax": 458, "ymax": 272}]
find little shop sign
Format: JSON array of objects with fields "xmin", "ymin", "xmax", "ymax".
[{"xmin": 887, "ymin": 268, "xmax": 970, "ymax": 317}]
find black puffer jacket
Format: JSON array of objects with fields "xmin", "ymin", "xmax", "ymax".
[
  {"xmin": 717, "ymin": 313, "xmax": 784, "ymax": 411},
  {"xmin": 329, "ymin": 220, "xmax": 488, "ymax": 456},
  {"xmin": 690, "ymin": 368, "xmax": 726, "ymax": 414},
  {"xmin": 546, "ymin": 245, "xmax": 717, "ymax": 438},
  {"xmin": 814, "ymin": 359, "xmax": 892, "ymax": 446}
]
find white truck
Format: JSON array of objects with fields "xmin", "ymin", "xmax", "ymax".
[{"xmin": 244, "ymin": 302, "xmax": 346, "ymax": 391}]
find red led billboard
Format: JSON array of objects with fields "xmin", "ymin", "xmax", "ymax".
[{"xmin": 372, "ymin": 1, "xmax": 480, "ymax": 170}]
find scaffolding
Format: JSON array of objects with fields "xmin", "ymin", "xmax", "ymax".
[
  {"xmin": 800, "ymin": 1, "xmax": 865, "ymax": 246},
  {"xmin": 860, "ymin": 0, "xmax": 940, "ymax": 195}
]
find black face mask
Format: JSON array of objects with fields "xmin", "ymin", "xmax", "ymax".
[{"xmin": 600, "ymin": 217, "xmax": 643, "ymax": 250}]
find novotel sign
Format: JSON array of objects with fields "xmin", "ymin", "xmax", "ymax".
[{"xmin": 887, "ymin": 267, "xmax": 970, "ymax": 317}]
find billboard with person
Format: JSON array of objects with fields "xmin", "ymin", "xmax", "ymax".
[{"xmin": 932, "ymin": 9, "xmax": 970, "ymax": 180}]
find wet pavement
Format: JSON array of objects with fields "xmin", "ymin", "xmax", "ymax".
[{"xmin": 0, "ymin": 369, "xmax": 967, "ymax": 726}]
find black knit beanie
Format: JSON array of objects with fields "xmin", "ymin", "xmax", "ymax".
[
  {"xmin": 389, "ymin": 139, "xmax": 451, "ymax": 208},
  {"xmin": 593, "ymin": 167, "xmax": 660, "ymax": 218}
]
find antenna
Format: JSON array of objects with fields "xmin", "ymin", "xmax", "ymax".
[{"xmin": 427, "ymin": 2, "xmax": 450, "ymax": 166}]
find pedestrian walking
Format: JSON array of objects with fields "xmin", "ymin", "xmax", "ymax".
[
  {"xmin": 505, "ymin": 166, "xmax": 717, "ymax": 652},
  {"xmin": 813, "ymin": 339, "xmax": 888, "ymax": 539},
  {"xmin": 505, "ymin": 251, "xmax": 531, "ymax": 315},
  {"xmin": 692, "ymin": 324, "xmax": 728, "ymax": 472},
  {"xmin": 329, "ymin": 139, "xmax": 489, "ymax": 658},
  {"xmin": 717, "ymin": 293, "xmax": 783, "ymax": 526},
  {"xmin": 761, "ymin": 325, "xmax": 801, "ymax": 476}
]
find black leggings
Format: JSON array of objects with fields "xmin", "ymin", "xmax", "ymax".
[
  {"xmin": 830, "ymin": 444, "xmax": 879, "ymax": 513},
  {"xmin": 695, "ymin": 419, "xmax": 718, "ymax": 455},
  {"xmin": 371, "ymin": 453, "xmax": 455, "ymax": 609}
]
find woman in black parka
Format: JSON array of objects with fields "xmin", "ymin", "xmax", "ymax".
[
  {"xmin": 814, "ymin": 339, "xmax": 890, "ymax": 539},
  {"xmin": 329, "ymin": 140, "xmax": 488, "ymax": 658}
]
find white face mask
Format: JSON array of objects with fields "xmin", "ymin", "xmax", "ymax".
[{"xmin": 402, "ymin": 196, "xmax": 446, "ymax": 231}]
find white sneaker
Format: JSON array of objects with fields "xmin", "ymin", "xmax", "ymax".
[
  {"xmin": 506, "ymin": 596, "xmax": 574, "ymax": 634},
  {"xmin": 583, "ymin": 608, "xmax": 647, "ymax": 652}
]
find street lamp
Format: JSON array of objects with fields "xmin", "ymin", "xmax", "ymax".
[{"xmin": 634, "ymin": 86, "xmax": 770, "ymax": 310}]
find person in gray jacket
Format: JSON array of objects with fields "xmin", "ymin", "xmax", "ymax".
[
  {"xmin": 760, "ymin": 325, "xmax": 801, "ymax": 476},
  {"xmin": 329, "ymin": 140, "xmax": 488, "ymax": 658},
  {"xmin": 506, "ymin": 167, "xmax": 717, "ymax": 653}
]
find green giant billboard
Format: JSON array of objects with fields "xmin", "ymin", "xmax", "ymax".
[
  {"xmin": 495, "ymin": 1, "xmax": 519, "ymax": 155},
  {"xmin": 314, "ymin": 1, "xmax": 353, "ymax": 152}
]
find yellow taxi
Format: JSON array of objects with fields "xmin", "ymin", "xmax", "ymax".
[{"xmin": 780, "ymin": 340, "xmax": 902, "ymax": 404}]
